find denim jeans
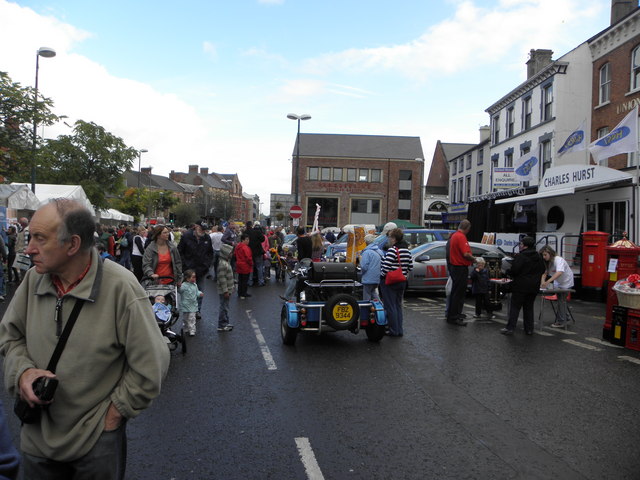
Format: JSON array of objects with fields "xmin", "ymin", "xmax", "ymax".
[
  {"xmin": 250, "ymin": 255, "xmax": 265, "ymax": 286},
  {"xmin": 22, "ymin": 421, "xmax": 127, "ymax": 480},
  {"xmin": 218, "ymin": 293, "xmax": 230, "ymax": 327},
  {"xmin": 363, "ymin": 284, "xmax": 379, "ymax": 301},
  {"xmin": 381, "ymin": 281, "xmax": 406, "ymax": 335}
]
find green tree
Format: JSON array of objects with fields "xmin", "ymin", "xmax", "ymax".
[
  {"xmin": 173, "ymin": 202, "xmax": 198, "ymax": 227},
  {"xmin": 0, "ymin": 71, "xmax": 58, "ymax": 181},
  {"xmin": 38, "ymin": 120, "xmax": 138, "ymax": 209},
  {"xmin": 210, "ymin": 190, "xmax": 234, "ymax": 221}
]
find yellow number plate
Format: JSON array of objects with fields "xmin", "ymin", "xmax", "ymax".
[{"xmin": 333, "ymin": 304, "xmax": 354, "ymax": 323}]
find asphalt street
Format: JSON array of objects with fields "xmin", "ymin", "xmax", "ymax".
[{"xmin": 0, "ymin": 275, "xmax": 639, "ymax": 480}]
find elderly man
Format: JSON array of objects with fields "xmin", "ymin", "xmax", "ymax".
[
  {"xmin": 446, "ymin": 219, "xmax": 476, "ymax": 326},
  {"xmin": 0, "ymin": 199, "xmax": 169, "ymax": 479}
]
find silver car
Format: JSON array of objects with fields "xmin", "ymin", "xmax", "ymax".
[{"xmin": 405, "ymin": 241, "xmax": 511, "ymax": 292}]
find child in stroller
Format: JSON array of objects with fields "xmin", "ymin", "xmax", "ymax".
[{"xmin": 143, "ymin": 276, "xmax": 187, "ymax": 354}]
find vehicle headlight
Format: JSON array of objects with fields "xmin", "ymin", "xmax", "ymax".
[{"xmin": 299, "ymin": 291, "xmax": 306, "ymax": 302}]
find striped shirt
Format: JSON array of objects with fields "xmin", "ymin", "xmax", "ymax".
[{"xmin": 381, "ymin": 246, "xmax": 413, "ymax": 277}]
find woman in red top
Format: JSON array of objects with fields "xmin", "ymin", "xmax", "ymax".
[
  {"xmin": 234, "ymin": 233, "xmax": 253, "ymax": 299},
  {"xmin": 142, "ymin": 225, "xmax": 182, "ymax": 285}
]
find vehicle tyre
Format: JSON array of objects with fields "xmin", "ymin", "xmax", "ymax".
[
  {"xmin": 365, "ymin": 324, "xmax": 386, "ymax": 342},
  {"xmin": 324, "ymin": 294, "xmax": 360, "ymax": 330},
  {"xmin": 281, "ymin": 306, "xmax": 298, "ymax": 346}
]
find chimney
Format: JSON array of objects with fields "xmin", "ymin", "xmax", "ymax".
[
  {"xmin": 188, "ymin": 165, "xmax": 198, "ymax": 174},
  {"xmin": 141, "ymin": 167, "xmax": 152, "ymax": 175},
  {"xmin": 526, "ymin": 49, "xmax": 554, "ymax": 78},
  {"xmin": 479, "ymin": 125, "xmax": 490, "ymax": 143},
  {"xmin": 200, "ymin": 167, "xmax": 209, "ymax": 175},
  {"xmin": 611, "ymin": 0, "xmax": 636, "ymax": 24}
]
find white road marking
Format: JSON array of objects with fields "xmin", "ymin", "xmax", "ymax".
[
  {"xmin": 585, "ymin": 337, "xmax": 624, "ymax": 348},
  {"xmin": 618, "ymin": 355, "xmax": 640, "ymax": 365},
  {"xmin": 295, "ymin": 437, "xmax": 325, "ymax": 480},
  {"xmin": 247, "ymin": 310, "xmax": 277, "ymax": 371},
  {"xmin": 562, "ymin": 339, "xmax": 602, "ymax": 351},
  {"xmin": 543, "ymin": 326, "xmax": 576, "ymax": 335}
]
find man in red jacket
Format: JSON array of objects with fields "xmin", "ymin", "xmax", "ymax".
[
  {"xmin": 446, "ymin": 219, "xmax": 476, "ymax": 326},
  {"xmin": 234, "ymin": 234, "xmax": 253, "ymax": 299}
]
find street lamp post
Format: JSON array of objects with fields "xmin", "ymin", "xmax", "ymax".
[
  {"xmin": 31, "ymin": 47, "xmax": 56, "ymax": 193},
  {"xmin": 137, "ymin": 149, "xmax": 148, "ymax": 193},
  {"xmin": 287, "ymin": 113, "xmax": 311, "ymax": 207}
]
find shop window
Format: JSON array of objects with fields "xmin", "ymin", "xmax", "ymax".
[
  {"xmin": 358, "ymin": 169, "xmax": 369, "ymax": 182},
  {"xmin": 308, "ymin": 167, "xmax": 318, "ymax": 181},
  {"xmin": 333, "ymin": 168, "xmax": 343, "ymax": 181},
  {"xmin": 371, "ymin": 169, "xmax": 382, "ymax": 182},
  {"xmin": 347, "ymin": 168, "xmax": 357, "ymax": 182},
  {"xmin": 321, "ymin": 167, "xmax": 331, "ymax": 181}
]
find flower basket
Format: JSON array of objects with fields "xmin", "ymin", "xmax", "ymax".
[{"xmin": 613, "ymin": 275, "xmax": 640, "ymax": 308}]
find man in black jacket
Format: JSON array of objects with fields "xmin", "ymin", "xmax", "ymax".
[
  {"xmin": 178, "ymin": 221, "xmax": 213, "ymax": 317},
  {"xmin": 501, "ymin": 236, "xmax": 546, "ymax": 335},
  {"xmin": 247, "ymin": 222, "xmax": 266, "ymax": 286}
]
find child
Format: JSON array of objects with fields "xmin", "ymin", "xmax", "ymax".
[
  {"xmin": 470, "ymin": 257, "xmax": 492, "ymax": 319},
  {"xmin": 152, "ymin": 295, "xmax": 172, "ymax": 323},
  {"xmin": 179, "ymin": 269, "xmax": 203, "ymax": 336},
  {"xmin": 234, "ymin": 233, "xmax": 253, "ymax": 299},
  {"xmin": 216, "ymin": 244, "xmax": 235, "ymax": 332}
]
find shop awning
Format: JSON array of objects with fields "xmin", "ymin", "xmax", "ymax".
[{"xmin": 494, "ymin": 187, "xmax": 575, "ymax": 204}]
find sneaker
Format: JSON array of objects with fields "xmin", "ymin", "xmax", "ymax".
[
  {"xmin": 550, "ymin": 323, "xmax": 566, "ymax": 328},
  {"xmin": 217, "ymin": 325, "xmax": 234, "ymax": 332},
  {"xmin": 0, "ymin": 296, "xmax": 5, "ymax": 302},
  {"xmin": 239, "ymin": 296, "xmax": 246, "ymax": 300},
  {"xmin": 500, "ymin": 328, "xmax": 514, "ymax": 335},
  {"xmin": 188, "ymin": 331, "xmax": 196, "ymax": 336},
  {"xmin": 488, "ymin": 314, "xmax": 496, "ymax": 319}
]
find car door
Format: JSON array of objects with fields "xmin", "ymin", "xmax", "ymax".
[{"xmin": 408, "ymin": 245, "xmax": 448, "ymax": 291}]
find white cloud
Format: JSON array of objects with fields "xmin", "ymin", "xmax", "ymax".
[
  {"xmin": 301, "ymin": 0, "xmax": 604, "ymax": 81},
  {"xmin": 202, "ymin": 41, "xmax": 217, "ymax": 59}
]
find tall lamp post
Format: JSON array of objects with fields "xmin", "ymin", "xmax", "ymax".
[
  {"xmin": 286, "ymin": 113, "xmax": 311, "ymax": 206},
  {"xmin": 137, "ymin": 149, "xmax": 148, "ymax": 192},
  {"xmin": 31, "ymin": 47, "xmax": 56, "ymax": 193}
]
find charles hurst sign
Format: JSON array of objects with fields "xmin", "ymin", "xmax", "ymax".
[{"xmin": 539, "ymin": 164, "xmax": 632, "ymax": 194}]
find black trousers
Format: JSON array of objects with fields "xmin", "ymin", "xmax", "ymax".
[
  {"xmin": 447, "ymin": 265, "xmax": 469, "ymax": 321},
  {"xmin": 506, "ymin": 291, "xmax": 537, "ymax": 332}
]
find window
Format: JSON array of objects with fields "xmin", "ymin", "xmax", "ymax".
[
  {"xmin": 466, "ymin": 154, "xmax": 472, "ymax": 170},
  {"xmin": 333, "ymin": 168, "xmax": 343, "ymax": 181},
  {"xmin": 599, "ymin": 63, "xmax": 611, "ymax": 105},
  {"xmin": 451, "ymin": 180, "xmax": 456, "ymax": 203},
  {"xmin": 476, "ymin": 171, "xmax": 483, "ymax": 196},
  {"xmin": 308, "ymin": 167, "xmax": 318, "ymax": 181},
  {"xmin": 371, "ymin": 169, "xmax": 381, "ymax": 182},
  {"xmin": 351, "ymin": 199, "xmax": 379, "ymax": 213},
  {"xmin": 398, "ymin": 190, "xmax": 411, "ymax": 200},
  {"xmin": 505, "ymin": 152, "xmax": 513, "ymax": 168},
  {"xmin": 542, "ymin": 84, "xmax": 553, "ymax": 121},
  {"xmin": 347, "ymin": 168, "xmax": 357, "ymax": 182},
  {"xmin": 358, "ymin": 169, "xmax": 369, "ymax": 182},
  {"xmin": 452, "ymin": 160, "xmax": 457, "ymax": 175},
  {"xmin": 465, "ymin": 175, "xmax": 471, "ymax": 201},
  {"xmin": 507, "ymin": 106, "xmax": 515, "ymax": 138},
  {"xmin": 595, "ymin": 127, "xmax": 610, "ymax": 166},
  {"xmin": 458, "ymin": 159, "xmax": 464, "ymax": 173},
  {"xmin": 399, "ymin": 170, "xmax": 412, "ymax": 180},
  {"xmin": 523, "ymin": 96, "xmax": 532, "ymax": 130},
  {"xmin": 478, "ymin": 149, "xmax": 484, "ymax": 165},
  {"xmin": 632, "ymin": 46, "xmax": 640, "ymax": 91},
  {"xmin": 492, "ymin": 114, "xmax": 500, "ymax": 144},
  {"xmin": 541, "ymin": 140, "xmax": 552, "ymax": 174},
  {"xmin": 457, "ymin": 179, "xmax": 464, "ymax": 203},
  {"xmin": 321, "ymin": 167, "xmax": 331, "ymax": 181}
]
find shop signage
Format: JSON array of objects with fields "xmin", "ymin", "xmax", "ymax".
[
  {"xmin": 493, "ymin": 167, "xmax": 519, "ymax": 189},
  {"xmin": 539, "ymin": 164, "xmax": 632, "ymax": 193}
]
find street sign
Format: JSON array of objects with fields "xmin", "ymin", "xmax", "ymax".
[{"xmin": 290, "ymin": 205, "xmax": 303, "ymax": 218}]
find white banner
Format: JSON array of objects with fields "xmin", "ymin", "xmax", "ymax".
[
  {"xmin": 557, "ymin": 119, "xmax": 587, "ymax": 157},
  {"xmin": 513, "ymin": 151, "xmax": 539, "ymax": 183},
  {"xmin": 589, "ymin": 106, "xmax": 638, "ymax": 163},
  {"xmin": 493, "ymin": 167, "xmax": 518, "ymax": 190}
]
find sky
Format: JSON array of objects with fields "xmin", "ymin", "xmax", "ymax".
[{"xmin": 0, "ymin": 0, "xmax": 611, "ymax": 213}]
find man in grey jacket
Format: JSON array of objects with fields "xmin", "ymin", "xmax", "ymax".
[{"xmin": 0, "ymin": 199, "xmax": 169, "ymax": 479}]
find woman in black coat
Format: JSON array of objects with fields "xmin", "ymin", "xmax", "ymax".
[{"xmin": 501, "ymin": 236, "xmax": 546, "ymax": 335}]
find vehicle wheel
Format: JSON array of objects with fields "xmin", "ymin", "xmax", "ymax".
[
  {"xmin": 281, "ymin": 306, "xmax": 298, "ymax": 346},
  {"xmin": 365, "ymin": 324, "xmax": 386, "ymax": 342},
  {"xmin": 324, "ymin": 294, "xmax": 360, "ymax": 330},
  {"xmin": 180, "ymin": 328, "xmax": 187, "ymax": 354}
]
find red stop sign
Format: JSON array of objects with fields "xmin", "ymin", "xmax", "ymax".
[{"xmin": 290, "ymin": 205, "xmax": 303, "ymax": 218}]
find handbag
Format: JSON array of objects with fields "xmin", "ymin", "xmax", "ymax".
[
  {"xmin": 385, "ymin": 247, "xmax": 407, "ymax": 285},
  {"xmin": 12, "ymin": 253, "xmax": 31, "ymax": 271},
  {"xmin": 14, "ymin": 299, "xmax": 85, "ymax": 424}
]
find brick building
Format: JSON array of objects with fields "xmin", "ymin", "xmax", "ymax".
[{"xmin": 291, "ymin": 133, "xmax": 425, "ymax": 228}]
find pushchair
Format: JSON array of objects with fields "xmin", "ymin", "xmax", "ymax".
[
  {"xmin": 269, "ymin": 247, "xmax": 289, "ymax": 283},
  {"xmin": 142, "ymin": 276, "xmax": 187, "ymax": 354}
]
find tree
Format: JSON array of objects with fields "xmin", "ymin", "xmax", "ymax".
[
  {"xmin": 38, "ymin": 120, "xmax": 138, "ymax": 209},
  {"xmin": 0, "ymin": 71, "xmax": 58, "ymax": 181},
  {"xmin": 210, "ymin": 190, "xmax": 234, "ymax": 221},
  {"xmin": 173, "ymin": 203, "xmax": 198, "ymax": 227}
]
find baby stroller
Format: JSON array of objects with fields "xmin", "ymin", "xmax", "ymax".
[{"xmin": 142, "ymin": 276, "xmax": 187, "ymax": 354}]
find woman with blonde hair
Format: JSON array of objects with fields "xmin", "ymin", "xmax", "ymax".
[
  {"xmin": 539, "ymin": 245, "xmax": 574, "ymax": 328},
  {"xmin": 311, "ymin": 232, "xmax": 324, "ymax": 262}
]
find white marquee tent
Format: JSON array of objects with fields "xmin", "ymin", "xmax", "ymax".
[{"xmin": 0, "ymin": 184, "xmax": 40, "ymax": 210}]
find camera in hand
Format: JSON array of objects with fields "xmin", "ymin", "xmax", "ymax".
[{"xmin": 14, "ymin": 377, "xmax": 59, "ymax": 424}]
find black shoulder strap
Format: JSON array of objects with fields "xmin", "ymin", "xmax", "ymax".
[{"xmin": 46, "ymin": 299, "xmax": 85, "ymax": 373}]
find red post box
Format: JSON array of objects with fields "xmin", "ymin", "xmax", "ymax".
[
  {"xmin": 581, "ymin": 231, "xmax": 609, "ymax": 289},
  {"xmin": 604, "ymin": 246, "xmax": 640, "ymax": 340}
]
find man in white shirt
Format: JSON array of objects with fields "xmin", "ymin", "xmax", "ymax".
[{"xmin": 209, "ymin": 225, "xmax": 224, "ymax": 279}]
